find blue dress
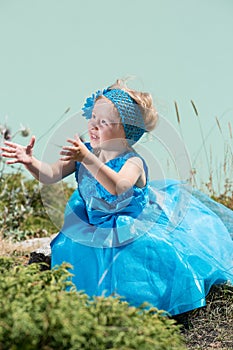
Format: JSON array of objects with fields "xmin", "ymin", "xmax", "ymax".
[{"xmin": 51, "ymin": 146, "xmax": 233, "ymax": 315}]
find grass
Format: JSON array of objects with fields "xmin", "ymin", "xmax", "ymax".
[
  {"xmin": 174, "ymin": 285, "xmax": 233, "ymax": 349},
  {"xmin": 0, "ymin": 237, "xmax": 33, "ymax": 265}
]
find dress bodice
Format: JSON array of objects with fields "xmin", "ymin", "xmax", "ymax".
[
  {"xmin": 61, "ymin": 146, "xmax": 150, "ymax": 247},
  {"xmin": 75, "ymin": 147, "xmax": 149, "ymax": 223}
]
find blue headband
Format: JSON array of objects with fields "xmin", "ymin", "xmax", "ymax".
[{"xmin": 82, "ymin": 88, "xmax": 146, "ymax": 143}]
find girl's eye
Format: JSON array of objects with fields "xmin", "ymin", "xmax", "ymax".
[{"xmin": 101, "ymin": 120, "xmax": 107, "ymax": 125}]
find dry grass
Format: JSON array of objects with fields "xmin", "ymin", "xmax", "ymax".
[
  {"xmin": 0, "ymin": 236, "xmax": 48, "ymax": 255},
  {"xmin": 0, "ymin": 235, "xmax": 53, "ymax": 265},
  {"xmin": 0, "ymin": 238, "xmax": 29, "ymax": 265},
  {"xmin": 175, "ymin": 285, "xmax": 233, "ymax": 350},
  {"xmin": 173, "ymin": 103, "xmax": 233, "ymax": 348}
]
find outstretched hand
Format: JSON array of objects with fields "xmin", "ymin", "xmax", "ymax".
[
  {"xmin": 1, "ymin": 136, "xmax": 36, "ymax": 165},
  {"xmin": 60, "ymin": 135, "xmax": 89, "ymax": 162}
]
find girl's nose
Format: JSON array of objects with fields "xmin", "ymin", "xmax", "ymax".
[
  {"xmin": 89, "ymin": 121, "xmax": 99, "ymax": 130},
  {"xmin": 91, "ymin": 124, "xmax": 99, "ymax": 130}
]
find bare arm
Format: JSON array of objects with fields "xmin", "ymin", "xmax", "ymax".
[
  {"xmin": 1, "ymin": 136, "xmax": 76, "ymax": 184},
  {"xmin": 82, "ymin": 153, "xmax": 146, "ymax": 195},
  {"xmin": 25, "ymin": 157, "xmax": 76, "ymax": 184},
  {"xmin": 60, "ymin": 136, "xmax": 146, "ymax": 195}
]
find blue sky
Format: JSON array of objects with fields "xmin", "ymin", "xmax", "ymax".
[{"xmin": 0, "ymin": 0, "xmax": 233, "ymax": 189}]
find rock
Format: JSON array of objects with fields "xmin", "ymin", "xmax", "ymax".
[{"xmin": 28, "ymin": 251, "xmax": 51, "ymax": 271}]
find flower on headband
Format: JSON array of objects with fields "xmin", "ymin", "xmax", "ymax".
[{"xmin": 82, "ymin": 88, "xmax": 109, "ymax": 119}]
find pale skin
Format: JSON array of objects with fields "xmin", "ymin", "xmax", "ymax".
[{"xmin": 0, "ymin": 98, "xmax": 146, "ymax": 195}]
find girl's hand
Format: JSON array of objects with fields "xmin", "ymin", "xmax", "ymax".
[
  {"xmin": 60, "ymin": 135, "xmax": 89, "ymax": 162},
  {"xmin": 1, "ymin": 136, "xmax": 36, "ymax": 165}
]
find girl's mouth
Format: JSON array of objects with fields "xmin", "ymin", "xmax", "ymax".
[{"xmin": 90, "ymin": 133, "xmax": 99, "ymax": 141}]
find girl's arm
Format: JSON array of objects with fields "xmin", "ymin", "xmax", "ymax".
[
  {"xmin": 25, "ymin": 157, "xmax": 76, "ymax": 184},
  {"xmin": 60, "ymin": 136, "xmax": 146, "ymax": 195},
  {"xmin": 1, "ymin": 136, "xmax": 76, "ymax": 184},
  {"xmin": 82, "ymin": 153, "xmax": 146, "ymax": 195}
]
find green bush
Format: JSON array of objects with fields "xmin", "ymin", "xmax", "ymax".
[
  {"xmin": 0, "ymin": 173, "xmax": 74, "ymax": 241},
  {"xmin": 0, "ymin": 258, "xmax": 185, "ymax": 350}
]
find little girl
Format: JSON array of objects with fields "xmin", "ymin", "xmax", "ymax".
[{"xmin": 1, "ymin": 80, "xmax": 233, "ymax": 316}]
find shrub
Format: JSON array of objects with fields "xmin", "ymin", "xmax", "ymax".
[
  {"xmin": 0, "ymin": 258, "xmax": 185, "ymax": 350},
  {"xmin": 0, "ymin": 173, "xmax": 73, "ymax": 241}
]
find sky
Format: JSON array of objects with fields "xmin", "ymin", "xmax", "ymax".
[{"xmin": 0, "ymin": 0, "xmax": 233, "ymax": 191}]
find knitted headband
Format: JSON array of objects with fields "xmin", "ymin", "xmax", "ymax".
[{"xmin": 82, "ymin": 88, "xmax": 146, "ymax": 143}]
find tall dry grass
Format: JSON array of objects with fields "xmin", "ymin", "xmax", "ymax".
[{"xmin": 174, "ymin": 100, "xmax": 233, "ymax": 203}]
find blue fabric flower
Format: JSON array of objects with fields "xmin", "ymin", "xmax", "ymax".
[{"xmin": 82, "ymin": 88, "xmax": 109, "ymax": 119}]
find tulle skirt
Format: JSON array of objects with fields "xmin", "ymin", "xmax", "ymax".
[{"xmin": 51, "ymin": 180, "xmax": 233, "ymax": 315}]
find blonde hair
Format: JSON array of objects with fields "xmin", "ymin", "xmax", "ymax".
[{"xmin": 109, "ymin": 78, "xmax": 158, "ymax": 132}]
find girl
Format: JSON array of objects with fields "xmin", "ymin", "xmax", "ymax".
[{"xmin": 1, "ymin": 80, "xmax": 233, "ymax": 316}]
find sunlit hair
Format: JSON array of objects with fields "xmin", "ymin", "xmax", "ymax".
[{"xmin": 108, "ymin": 78, "xmax": 158, "ymax": 132}]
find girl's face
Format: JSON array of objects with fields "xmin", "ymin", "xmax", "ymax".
[{"xmin": 88, "ymin": 97, "xmax": 126, "ymax": 150}]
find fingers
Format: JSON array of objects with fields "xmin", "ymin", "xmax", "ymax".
[
  {"xmin": 60, "ymin": 149, "xmax": 81, "ymax": 157},
  {"xmin": 60, "ymin": 149, "xmax": 75, "ymax": 161},
  {"xmin": 2, "ymin": 141, "xmax": 18, "ymax": 148},
  {"xmin": 66, "ymin": 138, "xmax": 78, "ymax": 146},
  {"xmin": 60, "ymin": 145, "xmax": 82, "ymax": 162},
  {"xmin": 0, "ymin": 150, "xmax": 20, "ymax": 164},
  {"xmin": 60, "ymin": 150, "xmax": 71, "ymax": 157},
  {"xmin": 1, "ymin": 144, "xmax": 17, "ymax": 158},
  {"xmin": 62, "ymin": 146, "xmax": 79, "ymax": 152},
  {"xmin": 0, "ymin": 146, "xmax": 16, "ymax": 154},
  {"xmin": 60, "ymin": 135, "xmax": 85, "ymax": 162},
  {"xmin": 1, "ymin": 151, "xmax": 17, "ymax": 158},
  {"xmin": 1, "ymin": 142, "xmax": 19, "ymax": 158},
  {"xmin": 5, "ymin": 159, "xmax": 20, "ymax": 165},
  {"xmin": 66, "ymin": 134, "xmax": 83, "ymax": 146},
  {"xmin": 74, "ymin": 134, "xmax": 82, "ymax": 143},
  {"xmin": 28, "ymin": 135, "xmax": 36, "ymax": 148},
  {"xmin": 60, "ymin": 155, "xmax": 72, "ymax": 161}
]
